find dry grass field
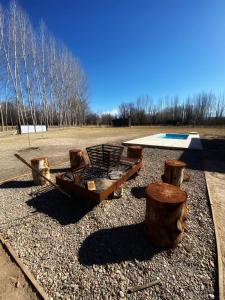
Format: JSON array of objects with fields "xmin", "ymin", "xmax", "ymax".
[{"xmin": 0, "ymin": 125, "xmax": 225, "ymax": 182}]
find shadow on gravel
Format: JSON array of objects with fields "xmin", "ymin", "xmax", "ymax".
[
  {"xmin": 178, "ymin": 149, "xmax": 204, "ymax": 171},
  {"xmin": 178, "ymin": 137, "xmax": 225, "ymax": 173},
  {"xmin": 0, "ymin": 180, "xmax": 34, "ymax": 189},
  {"xmin": 78, "ymin": 223, "xmax": 163, "ymax": 265},
  {"xmin": 26, "ymin": 189, "xmax": 96, "ymax": 225},
  {"xmin": 130, "ymin": 186, "xmax": 146, "ymax": 199},
  {"xmin": 50, "ymin": 167, "xmax": 71, "ymax": 174}
]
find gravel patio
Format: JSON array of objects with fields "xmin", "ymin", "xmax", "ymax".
[{"xmin": 0, "ymin": 148, "xmax": 217, "ymax": 299}]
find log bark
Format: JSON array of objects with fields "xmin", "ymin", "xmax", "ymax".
[
  {"xmin": 127, "ymin": 146, "xmax": 143, "ymax": 160},
  {"xmin": 163, "ymin": 159, "xmax": 187, "ymax": 186},
  {"xmin": 69, "ymin": 149, "xmax": 89, "ymax": 170},
  {"xmin": 145, "ymin": 182, "xmax": 187, "ymax": 248},
  {"xmin": 31, "ymin": 157, "xmax": 50, "ymax": 185}
]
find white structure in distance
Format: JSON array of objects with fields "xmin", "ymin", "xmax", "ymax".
[{"xmin": 19, "ymin": 125, "xmax": 47, "ymax": 134}]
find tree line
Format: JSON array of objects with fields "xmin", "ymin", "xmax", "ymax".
[
  {"xmin": 0, "ymin": 0, "xmax": 88, "ymax": 131},
  {"xmin": 86, "ymin": 92, "xmax": 225, "ymax": 126}
]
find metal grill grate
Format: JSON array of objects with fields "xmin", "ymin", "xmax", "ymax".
[{"xmin": 86, "ymin": 144, "xmax": 124, "ymax": 175}]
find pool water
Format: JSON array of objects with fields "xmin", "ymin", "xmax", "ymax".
[{"xmin": 157, "ymin": 133, "xmax": 189, "ymax": 140}]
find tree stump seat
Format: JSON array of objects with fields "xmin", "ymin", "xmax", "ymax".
[
  {"xmin": 127, "ymin": 145, "xmax": 143, "ymax": 160},
  {"xmin": 145, "ymin": 182, "xmax": 188, "ymax": 248},
  {"xmin": 31, "ymin": 157, "xmax": 50, "ymax": 186},
  {"xmin": 163, "ymin": 159, "xmax": 187, "ymax": 186},
  {"xmin": 69, "ymin": 149, "xmax": 90, "ymax": 170}
]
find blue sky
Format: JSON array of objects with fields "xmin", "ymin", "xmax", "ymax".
[{"xmin": 3, "ymin": 0, "xmax": 225, "ymax": 113}]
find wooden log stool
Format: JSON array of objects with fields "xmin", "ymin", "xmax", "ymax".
[
  {"xmin": 69, "ymin": 149, "xmax": 90, "ymax": 170},
  {"xmin": 31, "ymin": 157, "xmax": 50, "ymax": 185},
  {"xmin": 145, "ymin": 182, "xmax": 188, "ymax": 248},
  {"xmin": 127, "ymin": 145, "xmax": 143, "ymax": 160},
  {"xmin": 163, "ymin": 159, "xmax": 187, "ymax": 186}
]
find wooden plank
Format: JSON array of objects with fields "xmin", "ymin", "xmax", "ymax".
[
  {"xmin": 204, "ymin": 160, "xmax": 225, "ymax": 300},
  {"xmin": 0, "ymin": 235, "xmax": 49, "ymax": 300}
]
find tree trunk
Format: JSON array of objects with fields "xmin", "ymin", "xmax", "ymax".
[
  {"xmin": 69, "ymin": 149, "xmax": 89, "ymax": 170},
  {"xmin": 163, "ymin": 159, "xmax": 187, "ymax": 186},
  {"xmin": 145, "ymin": 182, "xmax": 188, "ymax": 248},
  {"xmin": 0, "ymin": 104, "xmax": 4, "ymax": 131},
  {"xmin": 31, "ymin": 157, "xmax": 50, "ymax": 185},
  {"xmin": 127, "ymin": 145, "xmax": 143, "ymax": 160}
]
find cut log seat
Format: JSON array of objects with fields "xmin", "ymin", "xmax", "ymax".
[
  {"xmin": 145, "ymin": 182, "xmax": 188, "ymax": 248},
  {"xmin": 31, "ymin": 157, "xmax": 50, "ymax": 186},
  {"xmin": 69, "ymin": 149, "xmax": 90, "ymax": 170},
  {"xmin": 127, "ymin": 145, "xmax": 143, "ymax": 160},
  {"xmin": 163, "ymin": 159, "xmax": 187, "ymax": 186}
]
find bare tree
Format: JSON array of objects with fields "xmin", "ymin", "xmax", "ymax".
[{"xmin": 0, "ymin": 0, "xmax": 89, "ymax": 130}]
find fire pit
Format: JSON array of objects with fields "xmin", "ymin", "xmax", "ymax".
[
  {"xmin": 86, "ymin": 144, "xmax": 124, "ymax": 175},
  {"xmin": 56, "ymin": 144, "xmax": 143, "ymax": 202}
]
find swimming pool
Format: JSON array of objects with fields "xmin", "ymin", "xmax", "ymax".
[
  {"xmin": 156, "ymin": 133, "xmax": 189, "ymax": 140},
  {"xmin": 123, "ymin": 132, "xmax": 202, "ymax": 150}
]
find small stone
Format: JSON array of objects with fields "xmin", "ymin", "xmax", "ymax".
[
  {"xmin": 155, "ymin": 286, "xmax": 160, "ymax": 292},
  {"xmin": 209, "ymin": 294, "xmax": 215, "ymax": 299},
  {"xmin": 210, "ymin": 261, "xmax": 215, "ymax": 268},
  {"xmin": 93, "ymin": 266, "xmax": 98, "ymax": 271},
  {"xmin": 120, "ymin": 275, "xmax": 126, "ymax": 281},
  {"xmin": 119, "ymin": 291, "xmax": 125, "ymax": 298},
  {"xmin": 55, "ymin": 292, "xmax": 61, "ymax": 298},
  {"xmin": 71, "ymin": 284, "xmax": 79, "ymax": 290}
]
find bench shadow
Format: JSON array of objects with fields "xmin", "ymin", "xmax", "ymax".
[
  {"xmin": 26, "ymin": 189, "xmax": 97, "ymax": 225},
  {"xmin": 178, "ymin": 149, "xmax": 204, "ymax": 171},
  {"xmin": 179, "ymin": 137, "xmax": 225, "ymax": 173},
  {"xmin": 78, "ymin": 223, "xmax": 163, "ymax": 265},
  {"xmin": 50, "ymin": 167, "xmax": 71, "ymax": 174}
]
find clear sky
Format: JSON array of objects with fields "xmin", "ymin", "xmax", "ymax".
[{"xmin": 3, "ymin": 0, "xmax": 225, "ymax": 113}]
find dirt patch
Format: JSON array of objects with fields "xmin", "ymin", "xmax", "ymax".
[{"xmin": 0, "ymin": 242, "xmax": 39, "ymax": 300}]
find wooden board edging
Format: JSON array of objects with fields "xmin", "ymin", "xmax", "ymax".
[
  {"xmin": 0, "ymin": 236, "xmax": 50, "ymax": 300},
  {"xmin": 204, "ymin": 170, "xmax": 224, "ymax": 300}
]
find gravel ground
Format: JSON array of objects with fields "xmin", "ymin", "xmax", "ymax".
[{"xmin": 0, "ymin": 148, "xmax": 218, "ymax": 299}]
